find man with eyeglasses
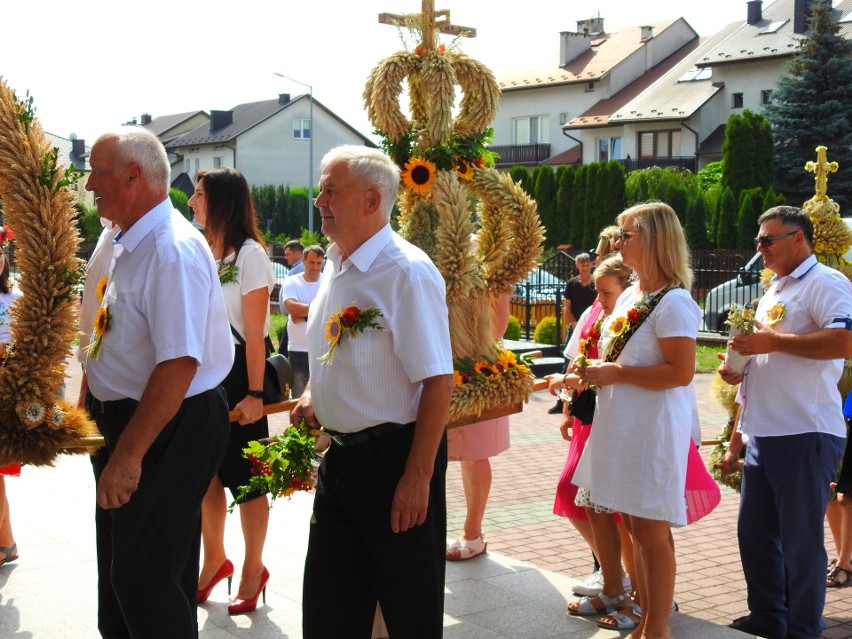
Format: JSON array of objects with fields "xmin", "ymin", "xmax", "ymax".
[{"xmin": 718, "ymin": 206, "xmax": 852, "ymax": 639}]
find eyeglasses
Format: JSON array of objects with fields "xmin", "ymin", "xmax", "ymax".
[
  {"xmin": 754, "ymin": 229, "xmax": 798, "ymax": 249},
  {"xmin": 619, "ymin": 228, "xmax": 638, "ymax": 242}
]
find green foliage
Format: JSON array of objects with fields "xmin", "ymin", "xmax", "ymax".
[
  {"xmin": 625, "ymin": 166, "xmax": 698, "ymax": 210},
  {"xmin": 697, "ymin": 160, "xmax": 724, "ymax": 192},
  {"xmin": 737, "ymin": 187, "xmax": 765, "ymax": 249},
  {"xmin": 78, "ymin": 208, "xmax": 104, "ymax": 245},
  {"xmin": 503, "ymin": 315, "xmax": 522, "ymax": 341},
  {"xmin": 597, "ymin": 161, "xmax": 626, "ymax": 233},
  {"xmin": 555, "ymin": 166, "xmax": 575, "ymax": 249},
  {"xmin": 533, "ymin": 316, "xmax": 559, "ymax": 345},
  {"xmin": 169, "ymin": 188, "xmax": 191, "ymax": 220},
  {"xmin": 765, "ymin": 0, "xmax": 852, "ymax": 208},
  {"xmin": 721, "ymin": 110, "xmax": 774, "ymax": 203},
  {"xmin": 13, "ymin": 90, "xmax": 35, "ymax": 133},
  {"xmin": 509, "ymin": 166, "xmax": 534, "ymax": 197},
  {"xmin": 717, "ymin": 186, "xmax": 738, "ymax": 248},
  {"xmin": 685, "ymin": 193, "xmax": 711, "ymax": 248},
  {"xmin": 569, "ymin": 164, "xmax": 588, "ymax": 248},
  {"xmin": 534, "ymin": 165, "xmax": 558, "ymax": 248},
  {"xmin": 762, "ymin": 188, "xmax": 787, "ymax": 212},
  {"xmin": 582, "ymin": 163, "xmax": 601, "ymax": 248},
  {"xmin": 300, "ymin": 229, "xmax": 325, "ymax": 247},
  {"xmin": 376, "ymin": 127, "xmax": 497, "ymax": 171},
  {"xmin": 251, "ymin": 185, "xmax": 319, "ymax": 238}
]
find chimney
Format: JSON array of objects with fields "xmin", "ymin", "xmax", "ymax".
[
  {"xmin": 278, "ymin": 93, "xmax": 291, "ymax": 105},
  {"xmin": 640, "ymin": 25, "xmax": 654, "ymax": 41},
  {"xmin": 72, "ymin": 138, "xmax": 86, "ymax": 158},
  {"xmin": 210, "ymin": 110, "xmax": 234, "ymax": 131},
  {"xmin": 140, "ymin": 113, "xmax": 152, "ymax": 126},
  {"xmin": 576, "ymin": 16, "xmax": 604, "ymax": 35},
  {"xmin": 794, "ymin": 0, "xmax": 812, "ymax": 34},
  {"xmin": 560, "ymin": 31, "xmax": 592, "ymax": 66},
  {"xmin": 747, "ymin": 1, "xmax": 763, "ymax": 25}
]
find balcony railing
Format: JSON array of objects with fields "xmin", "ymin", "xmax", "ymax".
[
  {"xmin": 618, "ymin": 156, "xmax": 696, "ymax": 173},
  {"xmin": 488, "ymin": 143, "xmax": 551, "ymax": 167}
]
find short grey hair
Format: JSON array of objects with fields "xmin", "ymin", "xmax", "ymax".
[
  {"xmin": 99, "ymin": 127, "xmax": 170, "ymax": 195},
  {"xmin": 575, "ymin": 252, "xmax": 591, "ymax": 264},
  {"xmin": 321, "ymin": 146, "xmax": 399, "ymax": 220}
]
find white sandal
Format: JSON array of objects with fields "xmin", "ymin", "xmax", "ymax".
[
  {"xmin": 568, "ymin": 591, "xmax": 627, "ymax": 616},
  {"xmin": 445, "ymin": 536, "xmax": 487, "ymax": 561}
]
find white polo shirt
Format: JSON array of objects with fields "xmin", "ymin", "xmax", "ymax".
[
  {"xmin": 738, "ymin": 255, "xmax": 852, "ymax": 438},
  {"xmin": 306, "ymin": 224, "xmax": 452, "ymax": 433},
  {"xmin": 87, "ymin": 200, "xmax": 234, "ymax": 401}
]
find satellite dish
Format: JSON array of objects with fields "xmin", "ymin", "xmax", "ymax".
[{"xmin": 69, "ymin": 132, "xmax": 78, "ymax": 141}]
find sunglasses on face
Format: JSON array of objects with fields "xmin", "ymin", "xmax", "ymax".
[{"xmin": 754, "ymin": 229, "xmax": 798, "ymax": 249}]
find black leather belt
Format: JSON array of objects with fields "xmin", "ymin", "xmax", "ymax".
[
  {"xmin": 87, "ymin": 395, "xmax": 139, "ymax": 415},
  {"xmin": 324, "ymin": 421, "xmax": 414, "ymax": 447}
]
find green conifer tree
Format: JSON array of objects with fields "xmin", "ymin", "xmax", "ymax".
[{"xmin": 717, "ymin": 186, "xmax": 738, "ymax": 248}]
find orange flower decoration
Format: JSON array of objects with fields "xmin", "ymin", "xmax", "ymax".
[{"xmin": 96, "ymin": 276, "xmax": 108, "ymax": 302}]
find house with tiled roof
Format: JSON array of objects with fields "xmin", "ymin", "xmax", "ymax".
[
  {"xmin": 562, "ymin": 0, "xmax": 852, "ymax": 172},
  {"xmin": 488, "ymin": 16, "xmax": 699, "ymax": 167},
  {"xmin": 164, "ymin": 93, "xmax": 373, "ymax": 194},
  {"xmin": 45, "ymin": 132, "xmax": 94, "ymax": 209}
]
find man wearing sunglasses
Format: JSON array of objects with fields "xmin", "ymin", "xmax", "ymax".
[{"xmin": 718, "ymin": 206, "xmax": 852, "ymax": 639}]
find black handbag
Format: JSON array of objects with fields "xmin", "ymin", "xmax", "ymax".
[
  {"xmin": 568, "ymin": 388, "xmax": 596, "ymax": 425},
  {"xmin": 230, "ymin": 326, "xmax": 294, "ymax": 404}
]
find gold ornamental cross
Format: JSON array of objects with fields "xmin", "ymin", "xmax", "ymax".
[
  {"xmin": 805, "ymin": 145, "xmax": 838, "ymax": 201},
  {"xmin": 379, "ymin": 0, "xmax": 476, "ymax": 49}
]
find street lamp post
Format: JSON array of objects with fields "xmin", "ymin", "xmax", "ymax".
[{"xmin": 273, "ymin": 72, "xmax": 314, "ymax": 233}]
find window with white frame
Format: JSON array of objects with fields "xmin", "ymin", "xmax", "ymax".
[
  {"xmin": 293, "ymin": 118, "xmax": 311, "ymax": 140},
  {"xmin": 185, "ymin": 160, "xmax": 191, "ymax": 174},
  {"xmin": 597, "ymin": 137, "xmax": 623, "ymax": 161},
  {"xmin": 213, "ymin": 156, "xmax": 224, "ymax": 168},
  {"xmin": 559, "ymin": 112, "xmax": 572, "ymax": 125},
  {"xmin": 761, "ymin": 89, "xmax": 772, "ymax": 105},
  {"xmin": 638, "ymin": 130, "xmax": 682, "ymax": 158},
  {"xmin": 513, "ymin": 115, "xmax": 549, "ymax": 144},
  {"xmin": 195, "ymin": 158, "xmax": 200, "ymax": 173}
]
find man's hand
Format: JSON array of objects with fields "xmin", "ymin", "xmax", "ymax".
[
  {"xmin": 728, "ymin": 321, "xmax": 776, "ymax": 357},
  {"xmin": 290, "ymin": 386, "xmax": 320, "ymax": 430},
  {"xmin": 390, "ymin": 471, "xmax": 430, "ymax": 533},
  {"xmin": 716, "ymin": 354, "xmax": 743, "ymax": 385},
  {"xmin": 97, "ymin": 451, "xmax": 142, "ymax": 509},
  {"xmin": 716, "ymin": 449, "xmax": 742, "ymax": 475}
]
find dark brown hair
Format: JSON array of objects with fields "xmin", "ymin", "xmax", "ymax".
[{"xmin": 196, "ymin": 167, "xmax": 264, "ymax": 258}]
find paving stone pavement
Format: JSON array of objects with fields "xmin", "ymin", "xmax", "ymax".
[{"xmin": 0, "ymin": 357, "xmax": 848, "ymax": 637}]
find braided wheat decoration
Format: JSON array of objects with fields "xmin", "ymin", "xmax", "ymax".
[
  {"xmin": 364, "ymin": 5, "xmax": 545, "ymax": 421},
  {"xmin": 0, "ymin": 78, "xmax": 98, "ymax": 466}
]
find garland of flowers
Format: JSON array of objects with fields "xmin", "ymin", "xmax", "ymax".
[
  {"xmin": 602, "ymin": 286, "xmax": 679, "ymax": 362},
  {"xmin": 0, "ymin": 79, "xmax": 98, "ymax": 465},
  {"xmin": 449, "ymin": 349, "xmax": 535, "ymax": 423}
]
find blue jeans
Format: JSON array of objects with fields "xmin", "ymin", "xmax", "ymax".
[{"xmin": 738, "ymin": 432, "xmax": 844, "ymax": 639}]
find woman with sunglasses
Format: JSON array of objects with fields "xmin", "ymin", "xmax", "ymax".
[{"xmin": 572, "ymin": 202, "xmax": 701, "ymax": 639}]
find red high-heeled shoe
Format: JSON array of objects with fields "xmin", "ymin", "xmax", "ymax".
[
  {"xmin": 197, "ymin": 559, "xmax": 234, "ymax": 603},
  {"xmin": 227, "ymin": 566, "xmax": 270, "ymax": 615}
]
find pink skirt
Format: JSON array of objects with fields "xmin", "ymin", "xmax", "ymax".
[
  {"xmin": 553, "ymin": 419, "xmax": 621, "ymax": 523},
  {"xmin": 447, "ymin": 416, "xmax": 510, "ymax": 461}
]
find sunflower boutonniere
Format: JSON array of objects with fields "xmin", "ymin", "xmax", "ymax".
[
  {"xmin": 85, "ymin": 278, "xmax": 112, "ymax": 360},
  {"xmin": 764, "ymin": 302, "xmax": 786, "ymax": 326},
  {"xmin": 319, "ymin": 304, "xmax": 384, "ymax": 365}
]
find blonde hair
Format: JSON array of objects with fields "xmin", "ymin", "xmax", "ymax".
[
  {"xmin": 593, "ymin": 254, "xmax": 631, "ymax": 290},
  {"xmin": 595, "ymin": 225, "xmax": 620, "ymax": 260},
  {"xmin": 617, "ymin": 202, "xmax": 692, "ymax": 289}
]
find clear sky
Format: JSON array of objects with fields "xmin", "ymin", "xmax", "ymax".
[{"xmin": 1, "ymin": 0, "xmax": 752, "ymax": 146}]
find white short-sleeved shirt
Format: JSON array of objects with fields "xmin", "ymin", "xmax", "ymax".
[
  {"xmin": 279, "ymin": 273, "xmax": 323, "ymax": 352},
  {"xmin": 0, "ymin": 287, "xmax": 22, "ymax": 343},
  {"xmin": 573, "ymin": 285, "xmax": 701, "ymax": 526},
  {"xmin": 563, "ymin": 305, "xmax": 595, "ymax": 360},
  {"xmin": 221, "ymin": 239, "xmax": 275, "ymax": 342},
  {"xmin": 87, "ymin": 200, "xmax": 234, "ymax": 401},
  {"xmin": 306, "ymin": 224, "xmax": 453, "ymax": 433},
  {"xmin": 737, "ymin": 256, "xmax": 852, "ymax": 439}
]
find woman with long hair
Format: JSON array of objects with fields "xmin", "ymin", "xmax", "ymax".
[
  {"xmin": 189, "ymin": 168, "xmax": 275, "ymax": 614},
  {"xmin": 573, "ymin": 202, "xmax": 701, "ymax": 639}
]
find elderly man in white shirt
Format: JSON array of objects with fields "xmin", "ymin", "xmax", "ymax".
[
  {"xmin": 719, "ymin": 206, "xmax": 852, "ymax": 639},
  {"xmin": 291, "ymin": 146, "xmax": 453, "ymax": 639},
  {"xmin": 84, "ymin": 128, "xmax": 233, "ymax": 639}
]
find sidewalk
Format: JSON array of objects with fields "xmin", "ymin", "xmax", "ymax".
[{"xmin": 0, "ymin": 358, "xmax": 847, "ymax": 637}]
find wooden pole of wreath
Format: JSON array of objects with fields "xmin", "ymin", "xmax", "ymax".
[{"xmin": 0, "ymin": 79, "xmax": 99, "ymax": 466}]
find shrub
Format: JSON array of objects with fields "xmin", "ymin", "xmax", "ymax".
[
  {"xmin": 169, "ymin": 188, "xmax": 191, "ymax": 220},
  {"xmin": 504, "ymin": 315, "xmax": 521, "ymax": 341},
  {"xmin": 533, "ymin": 316, "xmax": 558, "ymax": 345}
]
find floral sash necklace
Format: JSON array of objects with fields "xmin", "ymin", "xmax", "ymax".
[{"xmin": 604, "ymin": 285, "xmax": 681, "ymax": 362}]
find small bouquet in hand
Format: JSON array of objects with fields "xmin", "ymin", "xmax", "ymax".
[
  {"xmin": 724, "ymin": 304, "xmax": 757, "ymax": 375},
  {"xmin": 230, "ymin": 420, "xmax": 318, "ymax": 511}
]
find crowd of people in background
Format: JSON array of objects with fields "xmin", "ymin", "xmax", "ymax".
[{"xmin": 1, "ymin": 137, "xmax": 852, "ymax": 639}]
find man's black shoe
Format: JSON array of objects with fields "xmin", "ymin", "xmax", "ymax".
[
  {"xmin": 728, "ymin": 615, "xmax": 785, "ymax": 639},
  {"xmin": 548, "ymin": 400, "xmax": 563, "ymax": 415}
]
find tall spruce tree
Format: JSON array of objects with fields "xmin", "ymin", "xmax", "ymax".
[
  {"xmin": 555, "ymin": 166, "xmax": 576, "ymax": 249},
  {"xmin": 583, "ymin": 163, "xmax": 602, "ymax": 248},
  {"xmin": 534, "ymin": 165, "xmax": 558, "ymax": 248},
  {"xmin": 685, "ymin": 192, "xmax": 712, "ymax": 248},
  {"xmin": 737, "ymin": 187, "xmax": 765, "ymax": 249},
  {"xmin": 717, "ymin": 186, "xmax": 739, "ymax": 248},
  {"xmin": 569, "ymin": 164, "xmax": 589, "ymax": 248},
  {"xmin": 765, "ymin": 0, "xmax": 852, "ymax": 208}
]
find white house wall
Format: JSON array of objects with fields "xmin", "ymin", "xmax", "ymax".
[{"xmin": 710, "ymin": 58, "xmax": 785, "ymax": 121}]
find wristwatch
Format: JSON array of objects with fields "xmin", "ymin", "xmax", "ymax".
[{"xmin": 246, "ymin": 389, "xmax": 264, "ymax": 399}]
